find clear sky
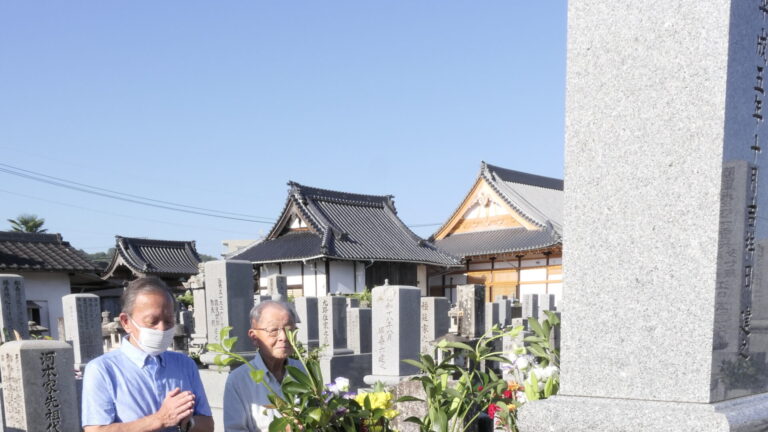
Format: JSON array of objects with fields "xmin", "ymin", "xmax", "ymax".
[{"xmin": 0, "ymin": 2, "xmax": 567, "ymax": 257}]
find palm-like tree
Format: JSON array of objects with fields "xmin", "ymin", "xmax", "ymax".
[{"xmin": 7, "ymin": 214, "xmax": 47, "ymax": 233}]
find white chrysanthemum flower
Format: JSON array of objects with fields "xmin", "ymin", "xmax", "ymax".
[
  {"xmin": 334, "ymin": 377, "xmax": 350, "ymax": 392},
  {"xmin": 515, "ymin": 356, "xmax": 530, "ymax": 370}
]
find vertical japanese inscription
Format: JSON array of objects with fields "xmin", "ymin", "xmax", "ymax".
[{"xmin": 41, "ymin": 351, "xmax": 61, "ymax": 432}]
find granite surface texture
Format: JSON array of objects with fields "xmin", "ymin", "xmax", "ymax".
[{"xmin": 561, "ymin": 0, "xmax": 760, "ymax": 403}]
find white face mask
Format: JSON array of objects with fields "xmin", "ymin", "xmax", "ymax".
[{"xmin": 130, "ymin": 317, "xmax": 176, "ymax": 356}]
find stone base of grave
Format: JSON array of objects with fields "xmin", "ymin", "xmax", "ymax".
[
  {"xmin": 199, "ymin": 367, "xmax": 231, "ymax": 432},
  {"xmin": 321, "ymin": 353, "xmax": 371, "ymax": 392},
  {"xmin": 518, "ymin": 393, "xmax": 768, "ymax": 432}
]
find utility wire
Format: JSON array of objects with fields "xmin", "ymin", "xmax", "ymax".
[
  {"xmin": 0, "ymin": 163, "xmax": 274, "ymax": 223},
  {"xmin": 0, "ymin": 188, "xmax": 265, "ymax": 235}
]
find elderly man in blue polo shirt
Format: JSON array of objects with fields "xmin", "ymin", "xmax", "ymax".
[{"xmin": 82, "ymin": 276, "xmax": 214, "ymax": 432}]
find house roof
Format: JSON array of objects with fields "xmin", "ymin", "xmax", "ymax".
[
  {"xmin": 0, "ymin": 231, "xmax": 99, "ymax": 272},
  {"xmin": 433, "ymin": 162, "xmax": 563, "ymax": 259},
  {"xmin": 229, "ymin": 182, "xmax": 460, "ymax": 267},
  {"xmin": 101, "ymin": 236, "xmax": 202, "ymax": 280},
  {"xmin": 435, "ymin": 227, "xmax": 560, "ymax": 258},
  {"xmin": 480, "ymin": 162, "xmax": 563, "ymax": 230}
]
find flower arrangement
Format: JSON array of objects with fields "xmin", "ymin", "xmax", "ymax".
[
  {"xmin": 402, "ymin": 311, "xmax": 560, "ymax": 432},
  {"xmin": 209, "ymin": 327, "xmax": 399, "ymax": 432}
]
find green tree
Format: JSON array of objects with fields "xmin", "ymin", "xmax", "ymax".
[{"xmin": 7, "ymin": 214, "xmax": 47, "ymax": 233}]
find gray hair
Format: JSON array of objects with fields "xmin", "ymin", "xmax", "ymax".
[
  {"xmin": 121, "ymin": 276, "xmax": 175, "ymax": 315},
  {"xmin": 250, "ymin": 300, "xmax": 297, "ymax": 326}
]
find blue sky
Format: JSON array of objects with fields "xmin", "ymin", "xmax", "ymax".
[{"xmin": 0, "ymin": 2, "xmax": 567, "ymax": 257}]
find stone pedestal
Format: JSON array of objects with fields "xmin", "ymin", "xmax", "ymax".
[
  {"xmin": 0, "ymin": 340, "xmax": 78, "ymax": 432},
  {"xmin": 519, "ymin": 0, "xmax": 768, "ymax": 430}
]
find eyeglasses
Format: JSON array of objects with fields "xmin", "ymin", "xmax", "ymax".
[{"xmin": 254, "ymin": 326, "xmax": 296, "ymax": 338}]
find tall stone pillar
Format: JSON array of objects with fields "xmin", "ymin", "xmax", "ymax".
[{"xmin": 520, "ymin": 1, "xmax": 768, "ymax": 430}]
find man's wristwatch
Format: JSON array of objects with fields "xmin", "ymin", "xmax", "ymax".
[{"xmin": 177, "ymin": 417, "xmax": 195, "ymax": 432}]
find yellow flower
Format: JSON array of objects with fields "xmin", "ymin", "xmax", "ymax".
[{"xmin": 355, "ymin": 391, "xmax": 393, "ymax": 411}]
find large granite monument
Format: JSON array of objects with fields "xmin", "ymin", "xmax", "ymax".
[{"xmin": 519, "ymin": 1, "xmax": 768, "ymax": 430}]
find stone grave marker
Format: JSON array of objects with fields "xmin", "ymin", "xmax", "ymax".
[
  {"xmin": 318, "ymin": 296, "xmax": 350, "ymax": 354},
  {"xmin": 457, "ymin": 284, "xmax": 485, "ymax": 338},
  {"xmin": 347, "ymin": 307, "xmax": 372, "ymax": 354},
  {"xmin": 62, "ymin": 293, "xmax": 103, "ymax": 370},
  {"xmin": 520, "ymin": 1, "xmax": 768, "ymax": 430},
  {"xmin": 420, "ymin": 297, "xmax": 450, "ymax": 354},
  {"xmin": 496, "ymin": 297, "xmax": 512, "ymax": 327},
  {"xmin": 0, "ymin": 274, "xmax": 29, "ymax": 341},
  {"xmin": 538, "ymin": 294, "xmax": 556, "ymax": 319},
  {"xmin": 484, "ymin": 302, "xmax": 500, "ymax": 333},
  {"xmin": 0, "ymin": 340, "xmax": 77, "ymax": 432},
  {"xmin": 522, "ymin": 294, "xmax": 539, "ymax": 320},
  {"xmin": 364, "ymin": 285, "xmax": 421, "ymax": 385},
  {"xmin": 294, "ymin": 297, "xmax": 319, "ymax": 349},
  {"xmin": 266, "ymin": 274, "xmax": 287, "ymax": 301},
  {"xmin": 202, "ymin": 260, "xmax": 254, "ymax": 360}
]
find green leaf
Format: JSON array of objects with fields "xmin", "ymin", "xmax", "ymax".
[
  {"xmin": 219, "ymin": 326, "xmax": 233, "ymax": 342},
  {"xmin": 223, "ymin": 336, "xmax": 238, "ymax": 351},
  {"xmin": 403, "ymin": 416, "xmax": 424, "ymax": 425},
  {"xmin": 206, "ymin": 343, "xmax": 224, "ymax": 353},
  {"xmin": 441, "ymin": 341, "xmax": 475, "ymax": 352},
  {"xmin": 249, "ymin": 368, "xmax": 265, "ymax": 383},
  {"xmin": 307, "ymin": 361, "xmax": 324, "ymax": 387},
  {"xmin": 395, "ymin": 395, "xmax": 423, "ymax": 403},
  {"xmin": 402, "ymin": 358, "xmax": 426, "ymax": 370},
  {"xmin": 544, "ymin": 375, "xmax": 555, "ymax": 398},
  {"xmin": 525, "ymin": 370, "xmax": 540, "ymax": 401},
  {"xmin": 285, "ymin": 365, "xmax": 312, "ymax": 389},
  {"xmin": 282, "ymin": 381, "xmax": 310, "ymax": 394},
  {"xmin": 307, "ymin": 407, "xmax": 323, "ymax": 423},
  {"xmin": 268, "ymin": 417, "xmax": 289, "ymax": 432},
  {"xmin": 528, "ymin": 317, "xmax": 546, "ymax": 338}
]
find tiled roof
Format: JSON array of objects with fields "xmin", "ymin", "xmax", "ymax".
[
  {"xmin": 231, "ymin": 231, "xmax": 321, "ymax": 263},
  {"xmin": 435, "ymin": 227, "xmax": 560, "ymax": 258},
  {"xmin": 229, "ymin": 182, "xmax": 460, "ymax": 267},
  {"xmin": 101, "ymin": 236, "xmax": 202, "ymax": 279},
  {"xmin": 481, "ymin": 162, "xmax": 564, "ymax": 230},
  {"xmin": 0, "ymin": 231, "xmax": 98, "ymax": 272}
]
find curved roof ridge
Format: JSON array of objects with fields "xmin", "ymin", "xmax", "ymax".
[
  {"xmin": 288, "ymin": 181, "xmax": 392, "ymax": 207},
  {"xmin": 482, "ymin": 161, "xmax": 563, "ymax": 191}
]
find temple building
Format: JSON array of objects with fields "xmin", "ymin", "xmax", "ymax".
[
  {"xmin": 430, "ymin": 162, "xmax": 563, "ymax": 304},
  {"xmin": 229, "ymin": 182, "xmax": 460, "ymax": 297},
  {"xmin": 101, "ymin": 235, "xmax": 202, "ymax": 287}
]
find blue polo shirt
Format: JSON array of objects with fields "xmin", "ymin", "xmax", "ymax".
[{"xmin": 81, "ymin": 337, "xmax": 211, "ymax": 431}]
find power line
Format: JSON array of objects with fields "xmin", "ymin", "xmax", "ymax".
[
  {"xmin": 0, "ymin": 163, "xmax": 275, "ymax": 223},
  {"xmin": 0, "ymin": 188, "xmax": 268, "ymax": 235}
]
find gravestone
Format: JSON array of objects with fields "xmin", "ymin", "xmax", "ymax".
[
  {"xmin": 484, "ymin": 302, "xmax": 500, "ymax": 333},
  {"xmin": 294, "ymin": 297, "xmax": 319, "ymax": 349},
  {"xmin": 346, "ymin": 297, "xmax": 360, "ymax": 308},
  {"xmin": 187, "ymin": 263, "xmax": 208, "ymax": 349},
  {"xmin": 347, "ymin": 307, "xmax": 372, "ymax": 354},
  {"xmin": 0, "ymin": 340, "xmax": 78, "ymax": 432},
  {"xmin": 62, "ymin": 293, "xmax": 103, "ymax": 370},
  {"xmin": 318, "ymin": 296, "xmax": 350, "ymax": 354},
  {"xmin": 457, "ymin": 284, "xmax": 485, "ymax": 338},
  {"xmin": 497, "ymin": 298, "xmax": 512, "ymax": 327},
  {"xmin": 0, "ymin": 274, "xmax": 29, "ymax": 341},
  {"xmin": 202, "ymin": 260, "xmax": 254, "ymax": 361},
  {"xmin": 522, "ymin": 294, "xmax": 539, "ymax": 320},
  {"xmin": 266, "ymin": 274, "xmax": 287, "ymax": 301},
  {"xmin": 364, "ymin": 285, "xmax": 421, "ymax": 385},
  {"xmin": 519, "ymin": 1, "xmax": 768, "ymax": 430},
  {"xmin": 538, "ymin": 294, "xmax": 556, "ymax": 319},
  {"xmin": 420, "ymin": 297, "xmax": 450, "ymax": 354},
  {"xmin": 253, "ymin": 294, "xmax": 271, "ymax": 305}
]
